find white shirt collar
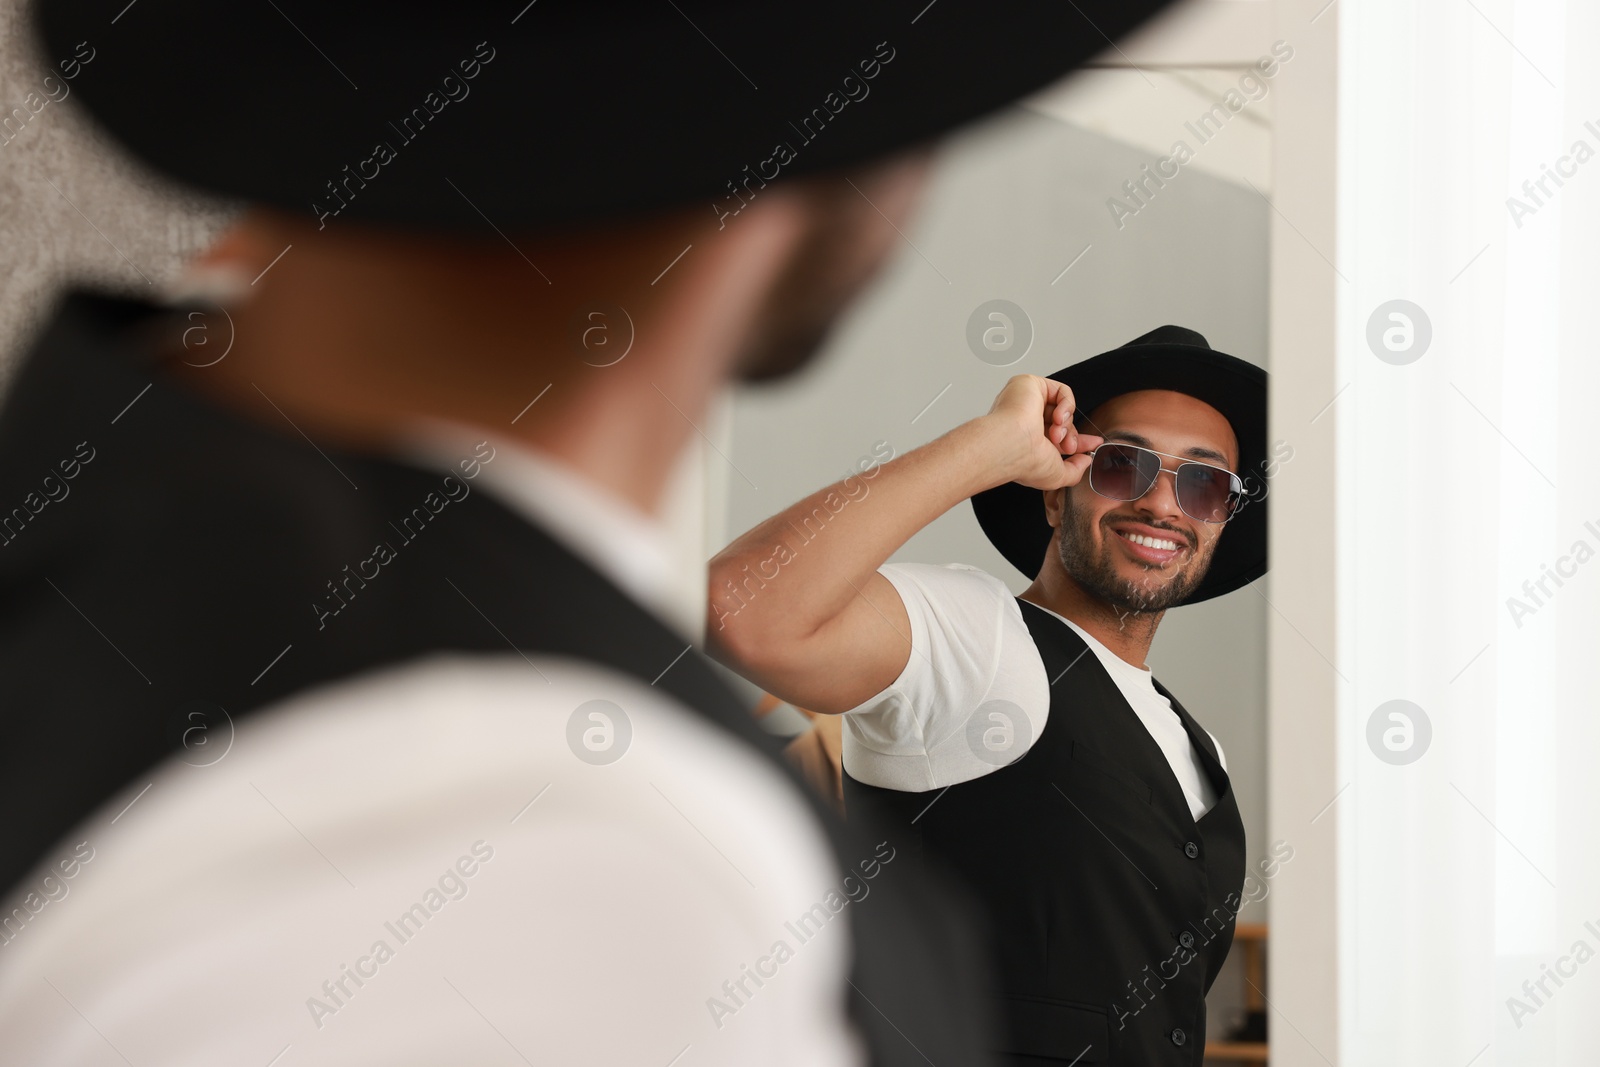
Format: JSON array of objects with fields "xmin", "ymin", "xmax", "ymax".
[{"xmin": 387, "ymin": 418, "xmax": 696, "ymax": 640}]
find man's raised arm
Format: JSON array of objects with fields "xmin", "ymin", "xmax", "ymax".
[{"xmin": 706, "ymin": 375, "xmax": 1101, "ymax": 713}]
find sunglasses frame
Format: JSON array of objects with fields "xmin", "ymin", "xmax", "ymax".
[{"xmin": 1079, "ymin": 442, "xmax": 1245, "ymax": 525}]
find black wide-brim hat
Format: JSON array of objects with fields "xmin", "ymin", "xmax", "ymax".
[
  {"xmin": 35, "ymin": 0, "xmax": 1177, "ymax": 234},
  {"xmin": 971, "ymin": 326, "xmax": 1268, "ymax": 606}
]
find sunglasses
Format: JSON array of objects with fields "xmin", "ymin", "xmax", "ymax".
[{"xmin": 1080, "ymin": 442, "xmax": 1244, "ymax": 525}]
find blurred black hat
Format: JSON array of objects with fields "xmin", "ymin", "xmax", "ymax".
[{"xmin": 33, "ymin": 0, "xmax": 1177, "ymax": 234}]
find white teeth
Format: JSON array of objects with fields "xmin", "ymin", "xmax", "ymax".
[{"xmin": 1121, "ymin": 531, "xmax": 1179, "ymax": 551}]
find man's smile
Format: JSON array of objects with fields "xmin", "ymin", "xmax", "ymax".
[{"xmin": 1109, "ymin": 521, "xmax": 1188, "ymax": 564}]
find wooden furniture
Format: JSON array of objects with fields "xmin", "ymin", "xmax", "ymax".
[{"xmin": 1204, "ymin": 923, "xmax": 1268, "ymax": 1064}]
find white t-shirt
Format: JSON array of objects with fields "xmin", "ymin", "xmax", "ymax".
[{"xmin": 841, "ymin": 562, "xmax": 1226, "ymax": 822}]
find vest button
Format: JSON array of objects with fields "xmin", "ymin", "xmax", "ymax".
[
  {"xmin": 1178, "ymin": 931, "xmax": 1197, "ymax": 949},
  {"xmin": 1184, "ymin": 840, "xmax": 1200, "ymax": 859},
  {"xmin": 1170, "ymin": 1027, "xmax": 1187, "ymax": 1046}
]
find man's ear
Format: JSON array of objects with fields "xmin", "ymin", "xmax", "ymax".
[
  {"xmin": 1042, "ymin": 486, "xmax": 1065, "ymax": 528},
  {"xmin": 165, "ymin": 208, "xmax": 298, "ymax": 304}
]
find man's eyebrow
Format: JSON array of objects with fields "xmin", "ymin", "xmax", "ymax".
[{"xmin": 1102, "ymin": 430, "xmax": 1232, "ymax": 466}]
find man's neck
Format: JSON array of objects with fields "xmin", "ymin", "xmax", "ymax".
[
  {"xmin": 158, "ymin": 209, "xmax": 774, "ymax": 520},
  {"xmin": 1020, "ymin": 574, "xmax": 1162, "ymax": 671}
]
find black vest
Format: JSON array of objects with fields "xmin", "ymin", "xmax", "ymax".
[
  {"xmin": 0, "ymin": 291, "xmax": 1001, "ymax": 1067},
  {"xmin": 843, "ymin": 598, "xmax": 1246, "ymax": 1065}
]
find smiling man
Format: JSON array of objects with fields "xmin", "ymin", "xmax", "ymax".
[{"xmin": 709, "ymin": 326, "xmax": 1268, "ymax": 1065}]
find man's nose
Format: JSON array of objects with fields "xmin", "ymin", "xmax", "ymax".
[{"xmin": 1136, "ymin": 465, "xmax": 1186, "ymax": 518}]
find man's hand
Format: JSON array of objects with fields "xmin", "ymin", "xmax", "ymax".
[{"xmin": 982, "ymin": 375, "xmax": 1104, "ymax": 491}]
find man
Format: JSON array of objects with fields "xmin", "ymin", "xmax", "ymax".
[
  {"xmin": 0, "ymin": 1, "xmax": 1181, "ymax": 1062},
  {"xmin": 708, "ymin": 327, "xmax": 1267, "ymax": 1064}
]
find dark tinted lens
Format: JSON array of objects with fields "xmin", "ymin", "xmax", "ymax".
[
  {"xmin": 1089, "ymin": 444, "xmax": 1158, "ymax": 501},
  {"xmin": 1177, "ymin": 464, "xmax": 1243, "ymax": 523}
]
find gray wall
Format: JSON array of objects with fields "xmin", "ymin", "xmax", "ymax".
[
  {"xmin": 0, "ymin": 0, "xmax": 233, "ymax": 388},
  {"xmin": 718, "ymin": 106, "xmax": 1272, "ymax": 1034}
]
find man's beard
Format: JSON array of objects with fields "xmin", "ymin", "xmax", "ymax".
[
  {"xmin": 1056, "ymin": 489, "xmax": 1217, "ymax": 614},
  {"xmin": 732, "ymin": 151, "xmax": 931, "ymax": 384},
  {"xmin": 731, "ymin": 227, "xmax": 851, "ymax": 383}
]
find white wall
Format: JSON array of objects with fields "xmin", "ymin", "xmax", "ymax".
[{"xmin": 1334, "ymin": 1, "xmax": 1600, "ymax": 1065}]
